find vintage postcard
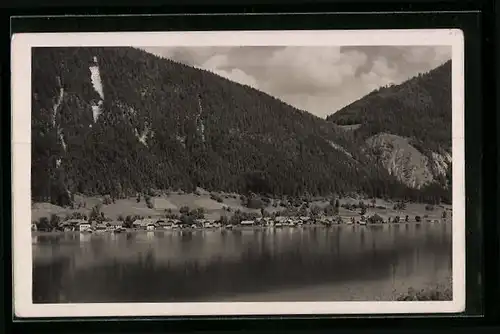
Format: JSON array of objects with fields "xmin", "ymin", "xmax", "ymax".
[{"xmin": 12, "ymin": 29, "xmax": 465, "ymax": 318}]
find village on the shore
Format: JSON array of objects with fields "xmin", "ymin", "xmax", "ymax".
[
  {"xmin": 32, "ymin": 213, "xmax": 451, "ymax": 234},
  {"xmin": 31, "ymin": 187, "xmax": 453, "ymax": 234}
]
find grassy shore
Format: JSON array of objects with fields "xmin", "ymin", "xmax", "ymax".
[{"xmin": 395, "ymin": 280, "xmax": 453, "ymax": 301}]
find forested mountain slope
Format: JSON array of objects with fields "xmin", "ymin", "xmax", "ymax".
[
  {"xmin": 32, "ymin": 47, "xmax": 445, "ymax": 206},
  {"xmin": 327, "ymin": 61, "xmax": 452, "ymax": 196},
  {"xmin": 327, "ymin": 60, "xmax": 452, "ymax": 153}
]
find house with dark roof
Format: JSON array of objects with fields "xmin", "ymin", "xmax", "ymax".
[{"xmin": 157, "ymin": 220, "xmax": 173, "ymax": 229}]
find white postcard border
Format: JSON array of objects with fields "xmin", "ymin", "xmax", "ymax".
[{"xmin": 11, "ymin": 29, "xmax": 465, "ymax": 318}]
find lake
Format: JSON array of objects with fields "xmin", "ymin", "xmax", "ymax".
[{"xmin": 32, "ymin": 223, "xmax": 452, "ymax": 303}]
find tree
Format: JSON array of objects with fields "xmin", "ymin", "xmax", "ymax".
[
  {"xmin": 360, "ymin": 206, "xmax": 367, "ymax": 216},
  {"xmin": 124, "ymin": 215, "xmax": 133, "ymax": 228},
  {"xmin": 145, "ymin": 194, "xmax": 153, "ymax": 209},
  {"xmin": 210, "ymin": 193, "xmax": 224, "ymax": 203},
  {"xmin": 442, "ymin": 210, "xmax": 447, "ymax": 219},
  {"xmin": 89, "ymin": 204, "xmax": 102, "ymax": 222},
  {"xmin": 49, "ymin": 214, "xmax": 60, "ymax": 230},
  {"xmin": 324, "ymin": 204, "xmax": 336, "ymax": 216},
  {"xmin": 393, "ymin": 201, "xmax": 406, "ymax": 211},
  {"xmin": 298, "ymin": 205, "xmax": 309, "ymax": 217},
  {"xmin": 103, "ymin": 194, "xmax": 113, "ymax": 205},
  {"xmin": 38, "ymin": 217, "xmax": 50, "ymax": 231},
  {"xmin": 220, "ymin": 214, "xmax": 229, "ymax": 226},
  {"xmin": 179, "ymin": 206, "xmax": 190, "ymax": 215},
  {"xmin": 180, "ymin": 214, "xmax": 193, "ymax": 226},
  {"xmin": 310, "ymin": 205, "xmax": 322, "ymax": 217},
  {"xmin": 246, "ymin": 196, "xmax": 265, "ymax": 209},
  {"xmin": 260, "ymin": 207, "xmax": 273, "ymax": 217},
  {"xmin": 229, "ymin": 212, "xmax": 241, "ymax": 225},
  {"xmin": 371, "ymin": 198, "xmax": 376, "ymax": 208},
  {"xmin": 333, "ymin": 203, "xmax": 339, "ymax": 215},
  {"xmin": 368, "ymin": 213, "xmax": 383, "ymax": 224},
  {"xmin": 191, "ymin": 207, "xmax": 205, "ymax": 219}
]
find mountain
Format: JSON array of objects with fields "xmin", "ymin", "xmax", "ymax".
[
  {"xmin": 31, "ymin": 47, "xmax": 446, "ymax": 207},
  {"xmin": 327, "ymin": 61, "xmax": 452, "ymax": 196}
]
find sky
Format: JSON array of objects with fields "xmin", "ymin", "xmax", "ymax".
[{"xmin": 141, "ymin": 45, "xmax": 451, "ymax": 118}]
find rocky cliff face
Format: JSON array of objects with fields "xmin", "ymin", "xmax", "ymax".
[{"xmin": 365, "ymin": 133, "xmax": 451, "ymax": 189}]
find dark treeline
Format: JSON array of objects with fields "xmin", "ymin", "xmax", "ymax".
[{"xmin": 32, "ymin": 47, "xmax": 450, "ymax": 206}]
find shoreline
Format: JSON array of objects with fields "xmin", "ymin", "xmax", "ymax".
[
  {"xmin": 204, "ymin": 275, "xmax": 453, "ymax": 302},
  {"xmin": 32, "ymin": 220, "xmax": 451, "ymax": 236}
]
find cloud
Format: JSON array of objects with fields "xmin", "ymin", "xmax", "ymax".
[
  {"xmin": 140, "ymin": 45, "xmax": 451, "ymax": 118},
  {"xmin": 262, "ymin": 47, "xmax": 368, "ymax": 95},
  {"xmin": 359, "ymin": 57, "xmax": 399, "ymax": 91},
  {"xmin": 401, "ymin": 46, "xmax": 452, "ymax": 67},
  {"xmin": 200, "ymin": 53, "xmax": 260, "ymax": 89}
]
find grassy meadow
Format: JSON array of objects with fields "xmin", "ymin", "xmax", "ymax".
[{"xmin": 31, "ymin": 187, "xmax": 452, "ymax": 225}]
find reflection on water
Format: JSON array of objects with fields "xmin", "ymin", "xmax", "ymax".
[{"xmin": 33, "ymin": 223, "xmax": 452, "ymax": 303}]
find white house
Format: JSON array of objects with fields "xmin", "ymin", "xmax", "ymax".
[
  {"xmin": 203, "ymin": 220, "xmax": 215, "ymax": 228},
  {"xmin": 79, "ymin": 223, "xmax": 92, "ymax": 232},
  {"xmin": 274, "ymin": 217, "xmax": 286, "ymax": 226},
  {"xmin": 95, "ymin": 223, "xmax": 107, "ymax": 232},
  {"xmin": 110, "ymin": 221, "xmax": 124, "ymax": 229},
  {"xmin": 142, "ymin": 218, "xmax": 156, "ymax": 231},
  {"xmin": 138, "ymin": 218, "xmax": 156, "ymax": 230},
  {"xmin": 299, "ymin": 216, "xmax": 311, "ymax": 224},
  {"xmin": 61, "ymin": 219, "xmax": 88, "ymax": 232},
  {"xmin": 132, "ymin": 219, "xmax": 143, "ymax": 229},
  {"xmin": 240, "ymin": 220, "xmax": 255, "ymax": 226}
]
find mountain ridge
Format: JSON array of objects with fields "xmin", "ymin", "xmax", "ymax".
[
  {"xmin": 31, "ymin": 47, "xmax": 450, "ymax": 207},
  {"xmin": 327, "ymin": 60, "xmax": 452, "ymax": 193}
]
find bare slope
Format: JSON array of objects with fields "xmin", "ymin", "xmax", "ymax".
[{"xmin": 365, "ymin": 133, "xmax": 451, "ymax": 189}]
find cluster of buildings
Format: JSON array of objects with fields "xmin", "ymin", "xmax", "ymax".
[
  {"xmin": 32, "ymin": 212, "xmax": 448, "ymax": 233},
  {"xmin": 57, "ymin": 219, "xmax": 124, "ymax": 233}
]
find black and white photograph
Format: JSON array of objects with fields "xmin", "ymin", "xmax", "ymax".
[{"xmin": 12, "ymin": 30, "xmax": 465, "ymax": 317}]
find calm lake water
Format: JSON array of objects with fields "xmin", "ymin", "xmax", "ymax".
[{"xmin": 32, "ymin": 223, "xmax": 452, "ymax": 303}]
